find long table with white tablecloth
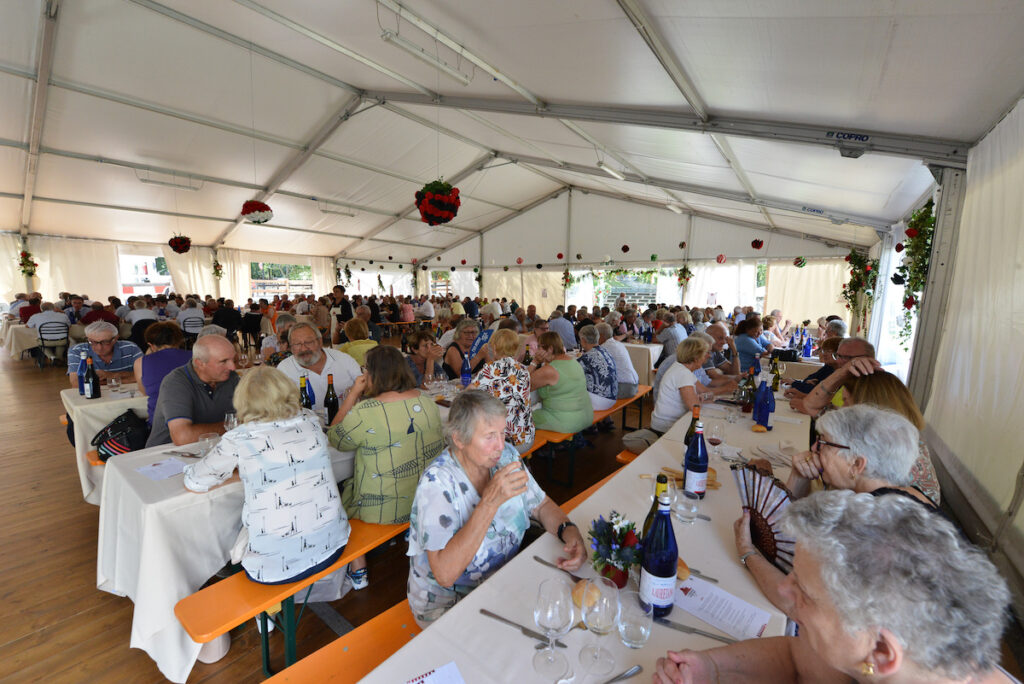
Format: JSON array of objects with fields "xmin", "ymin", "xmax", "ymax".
[
  {"xmin": 623, "ymin": 341, "xmax": 663, "ymax": 385},
  {"xmin": 363, "ymin": 393, "xmax": 809, "ymax": 682}
]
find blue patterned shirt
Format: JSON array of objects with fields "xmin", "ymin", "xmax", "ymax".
[
  {"xmin": 407, "ymin": 444, "xmax": 545, "ymax": 624},
  {"xmin": 578, "ymin": 345, "xmax": 617, "ymax": 400}
]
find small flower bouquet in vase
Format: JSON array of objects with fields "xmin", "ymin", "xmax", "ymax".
[{"xmin": 587, "ymin": 511, "xmax": 642, "ymax": 588}]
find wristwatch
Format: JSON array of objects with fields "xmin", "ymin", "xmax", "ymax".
[
  {"xmin": 557, "ymin": 521, "xmax": 578, "ymax": 543},
  {"xmin": 739, "ymin": 550, "xmax": 759, "ymax": 568}
]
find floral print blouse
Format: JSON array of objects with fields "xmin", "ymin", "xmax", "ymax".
[
  {"xmin": 472, "ymin": 356, "xmax": 535, "ymax": 446},
  {"xmin": 578, "ymin": 345, "xmax": 618, "ymax": 400},
  {"xmin": 406, "ymin": 444, "xmax": 545, "ymax": 624}
]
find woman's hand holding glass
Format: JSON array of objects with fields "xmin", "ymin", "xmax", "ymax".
[{"xmin": 479, "ymin": 461, "xmax": 528, "ymax": 511}]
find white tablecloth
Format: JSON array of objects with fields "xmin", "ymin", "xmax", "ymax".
[
  {"xmin": 60, "ymin": 385, "xmax": 149, "ymax": 504},
  {"xmin": 783, "ymin": 360, "xmax": 823, "ymax": 381},
  {"xmin": 623, "ymin": 342, "xmax": 663, "ymax": 385},
  {"xmin": 4, "ymin": 323, "xmax": 40, "ymax": 359},
  {"xmin": 97, "ymin": 440, "xmax": 357, "ymax": 683},
  {"xmin": 363, "ymin": 401, "xmax": 805, "ymax": 682}
]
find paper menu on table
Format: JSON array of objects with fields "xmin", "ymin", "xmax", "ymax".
[
  {"xmin": 405, "ymin": 661, "xmax": 465, "ymax": 684},
  {"xmin": 674, "ymin": 577, "xmax": 771, "ymax": 640},
  {"xmin": 136, "ymin": 457, "xmax": 187, "ymax": 481}
]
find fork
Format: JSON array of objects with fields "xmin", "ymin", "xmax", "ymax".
[{"xmin": 533, "ymin": 555, "xmax": 586, "ymax": 583}]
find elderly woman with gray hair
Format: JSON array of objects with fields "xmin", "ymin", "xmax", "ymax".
[
  {"xmin": 734, "ymin": 404, "xmax": 936, "ymax": 615},
  {"xmin": 406, "ymin": 390, "xmax": 586, "ymax": 627},
  {"xmin": 442, "ymin": 317, "xmax": 491, "ymax": 381},
  {"xmin": 657, "ymin": 489, "xmax": 1016, "ymax": 684}
]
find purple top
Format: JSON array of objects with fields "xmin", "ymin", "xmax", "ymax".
[{"xmin": 141, "ymin": 348, "xmax": 193, "ymax": 425}]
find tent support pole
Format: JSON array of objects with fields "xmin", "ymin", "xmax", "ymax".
[{"xmin": 906, "ymin": 166, "xmax": 966, "ymax": 410}]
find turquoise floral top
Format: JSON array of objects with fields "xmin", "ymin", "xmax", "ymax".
[{"xmin": 407, "ymin": 444, "xmax": 545, "ymax": 624}]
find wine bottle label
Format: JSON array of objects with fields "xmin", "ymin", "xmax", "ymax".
[
  {"xmin": 765, "ymin": 410, "xmax": 774, "ymax": 430},
  {"xmin": 640, "ymin": 568, "xmax": 676, "ymax": 607},
  {"xmin": 684, "ymin": 470, "xmax": 707, "ymax": 495}
]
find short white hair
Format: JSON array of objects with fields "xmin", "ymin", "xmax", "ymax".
[
  {"xmin": 84, "ymin": 321, "xmax": 118, "ymax": 338},
  {"xmin": 816, "ymin": 404, "xmax": 918, "ymax": 485},
  {"xmin": 825, "ymin": 319, "xmax": 848, "ymax": 337},
  {"xmin": 605, "ymin": 311, "xmax": 622, "ymax": 326},
  {"xmin": 578, "ymin": 325, "xmax": 598, "ymax": 345},
  {"xmin": 783, "ymin": 490, "xmax": 1010, "ymax": 680},
  {"xmin": 595, "ymin": 322, "xmax": 614, "ymax": 342}
]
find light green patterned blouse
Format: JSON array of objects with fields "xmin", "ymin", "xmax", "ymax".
[{"xmin": 328, "ymin": 393, "xmax": 444, "ymax": 524}]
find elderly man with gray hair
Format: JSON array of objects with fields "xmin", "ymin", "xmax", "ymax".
[
  {"xmin": 66, "ymin": 321, "xmax": 142, "ymax": 387},
  {"xmin": 822, "ymin": 317, "xmax": 849, "ymax": 340},
  {"xmin": 146, "ymin": 335, "xmax": 239, "ymax": 447},
  {"xmin": 596, "ymin": 322, "xmax": 639, "ymax": 398},
  {"xmin": 662, "ymin": 488, "xmax": 1015, "ymax": 684}
]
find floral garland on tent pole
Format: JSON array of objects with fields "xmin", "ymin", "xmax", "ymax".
[
  {"xmin": 17, "ymin": 249, "xmax": 38, "ymax": 277},
  {"xmin": 839, "ymin": 250, "xmax": 879, "ymax": 334},
  {"xmin": 211, "ymin": 255, "xmax": 223, "ymax": 280},
  {"xmin": 891, "ymin": 200, "xmax": 935, "ymax": 348},
  {"xmin": 343, "ymin": 264, "xmax": 353, "ymax": 287},
  {"xmin": 677, "ymin": 264, "xmax": 694, "ymax": 288}
]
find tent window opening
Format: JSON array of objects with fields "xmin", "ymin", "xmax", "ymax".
[
  {"xmin": 429, "ymin": 271, "xmax": 451, "ymax": 298},
  {"xmin": 118, "ymin": 254, "xmax": 172, "ymax": 297},
  {"xmin": 250, "ymin": 262, "xmax": 313, "ymax": 301}
]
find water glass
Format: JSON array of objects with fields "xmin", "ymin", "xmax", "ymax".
[
  {"xmin": 198, "ymin": 433, "xmax": 220, "ymax": 456},
  {"xmin": 725, "ymin": 406, "xmax": 739, "ymax": 424},
  {"xmin": 223, "ymin": 411, "xmax": 238, "ymax": 432},
  {"xmin": 674, "ymin": 491, "xmax": 700, "ymax": 524},
  {"xmin": 107, "ymin": 377, "xmax": 121, "ymax": 393},
  {"xmin": 579, "ymin": 576, "xmax": 619, "ymax": 676},
  {"xmin": 617, "ymin": 590, "xmax": 653, "ymax": 649},
  {"xmin": 532, "ymin": 579, "xmax": 574, "ymax": 679}
]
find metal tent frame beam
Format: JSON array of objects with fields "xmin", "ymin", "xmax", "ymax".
[
  {"xmin": 363, "ymin": 92, "xmax": 970, "ymax": 168},
  {"xmin": 19, "ymin": 0, "xmax": 61, "ymax": 236},
  {"xmin": 493, "ymin": 151, "xmax": 893, "ymax": 230}
]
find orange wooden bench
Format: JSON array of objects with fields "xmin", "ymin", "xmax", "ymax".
[
  {"xmin": 615, "ymin": 449, "xmax": 639, "ymax": 465},
  {"xmin": 175, "ymin": 519, "xmax": 409, "ymax": 676},
  {"xmin": 59, "ymin": 413, "xmax": 68, "ymax": 427},
  {"xmin": 86, "ymin": 449, "xmax": 104, "ymax": 466},
  {"xmin": 518, "ymin": 436, "xmax": 548, "ymax": 461},
  {"xmin": 561, "ymin": 469, "xmax": 619, "ymax": 514},
  {"xmin": 264, "ymin": 599, "xmax": 420, "ymax": 683},
  {"xmin": 593, "ymin": 384, "xmax": 652, "ymax": 430}
]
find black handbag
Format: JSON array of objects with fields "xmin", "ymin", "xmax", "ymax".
[
  {"xmin": 771, "ymin": 348, "xmax": 799, "ymax": 362},
  {"xmin": 90, "ymin": 409, "xmax": 150, "ymax": 461}
]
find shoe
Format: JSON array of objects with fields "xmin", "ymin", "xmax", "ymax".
[
  {"xmin": 254, "ymin": 615, "xmax": 275, "ymax": 634},
  {"xmin": 347, "ymin": 567, "xmax": 369, "ymax": 590}
]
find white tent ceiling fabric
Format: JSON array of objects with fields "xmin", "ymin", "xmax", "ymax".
[{"xmin": 6, "ymin": 0, "xmax": 1023, "ymax": 268}]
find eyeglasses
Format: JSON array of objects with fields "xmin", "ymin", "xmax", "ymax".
[
  {"xmin": 290, "ymin": 339, "xmax": 319, "ymax": 349},
  {"xmin": 88, "ymin": 338, "xmax": 116, "ymax": 347},
  {"xmin": 813, "ymin": 435, "xmax": 850, "ymax": 451},
  {"xmin": 835, "ymin": 352, "xmax": 867, "ymax": 362}
]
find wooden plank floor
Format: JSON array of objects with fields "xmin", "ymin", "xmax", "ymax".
[{"xmin": 2, "ymin": 345, "xmax": 1020, "ymax": 683}]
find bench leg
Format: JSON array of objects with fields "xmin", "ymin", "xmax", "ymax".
[
  {"xmin": 546, "ymin": 441, "xmax": 576, "ymax": 489},
  {"xmin": 260, "ymin": 613, "xmax": 273, "ymax": 677},
  {"xmin": 282, "ymin": 595, "xmax": 297, "ymax": 667}
]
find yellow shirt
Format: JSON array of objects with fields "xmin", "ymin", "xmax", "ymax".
[{"xmin": 337, "ymin": 339, "xmax": 377, "ymax": 366}]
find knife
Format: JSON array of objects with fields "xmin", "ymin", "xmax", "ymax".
[
  {"xmin": 654, "ymin": 617, "xmax": 737, "ymax": 644},
  {"xmin": 479, "ymin": 609, "xmax": 567, "ymax": 648}
]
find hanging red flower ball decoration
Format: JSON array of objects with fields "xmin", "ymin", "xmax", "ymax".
[
  {"xmin": 621, "ymin": 245, "xmax": 629, "ymax": 253},
  {"xmin": 751, "ymin": 239, "xmax": 764, "ymax": 249},
  {"xmin": 241, "ymin": 200, "xmax": 273, "ymax": 224},
  {"xmin": 865, "ymin": 264, "xmax": 872, "ymax": 271},
  {"xmin": 503, "ymin": 266, "xmax": 509, "ymax": 272},
  {"xmin": 556, "ymin": 252, "xmax": 564, "ymax": 260},
  {"xmin": 844, "ymin": 254, "xmax": 852, "ymax": 262},
  {"xmin": 679, "ymin": 241, "xmax": 687, "ymax": 249},
  {"xmin": 460, "ymin": 259, "xmax": 466, "ymax": 265},
  {"xmin": 895, "ymin": 243, "xmax": 905, "ymax": 253},
  {"xmin": 516, "ymin": 257, "xmax": 523, "ymax": 265},
  {"xmin": 904, "ymin": 295, "xmax": 917, "ymax": 310},
  {"xmin": 168, "ymin": 235, "xmax": 192, "ymax": 254},
  {"xmin": 415, "ymin": 180, "xmax": 461, "ymax": 226},
  {"xmin": 905, "ymin": 227, "xmax": 919, "ymax": 238},
  {"xmin": 716, "ymin": 254, "xmax": 726, "ymax": 264},
  {"xmin": 794, "ymin": 256, "xmax": 807, "ymax": 268}
]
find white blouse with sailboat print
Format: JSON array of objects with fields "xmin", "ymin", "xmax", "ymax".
[{"xmin": 183, "ymin": 410, "xmax": 350, "ymax": 583}]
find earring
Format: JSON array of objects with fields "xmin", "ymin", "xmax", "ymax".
[{"xmin": 860, "ymin": 662, "xmax": 875, "ymax": 676}]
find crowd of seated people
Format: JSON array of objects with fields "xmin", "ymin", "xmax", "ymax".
[{"xmin": 17, "ymin": 284, "xmax": 1015, "ymax": 682}]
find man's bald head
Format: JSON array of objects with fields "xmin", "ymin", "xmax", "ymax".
[
  {"xmin": 192, "ymin": 335, "xmax": 236, "ymax": 384},
  {"xmin": 837, "ymin": 337, "xmax": 875, "ymax": 361}
]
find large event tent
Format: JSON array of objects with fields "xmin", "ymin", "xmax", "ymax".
[{"xmin": 2, "ymin": 1, "xmax": 1024, "ymax": 600}]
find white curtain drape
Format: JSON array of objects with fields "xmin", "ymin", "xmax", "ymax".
[
  {"xmin": 219, "ymin": 248, "xmax": 254, "ymax": 303},
  {"xmin": 1, "ymin": 233, "xmax": 24, "ymax": 302},
  {"xmin": 683, "ymin": 260, "xmax": 757, "ymax": 310},
  {"xmin": 160, "ymin": 245, "xmax": 217, "ymax": 298},
  {"xmin": 924, "ymin": 97, "xmax": 1024, "ymax": 551},
  {"xmin": 33, "ymin": 235, "xmax": 119, "ymax": 301},
  {"xmin": 311, "ymin": 257, "xmax": 337, "ymax": 296},
  {"xmin": 765, "ymin": 259, "xmax": 850, "ymax": 331}
]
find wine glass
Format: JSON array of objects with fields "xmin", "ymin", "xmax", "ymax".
[
  {"xmin": 223, "ymin": 410, "xmax": 238, "ymax": 432},
  {"xmin": 532, "ymin": 578, "xmax": 574, "ymax": 679},
  {"xmin": 578, "ymin": 576, "xmax": 619, "ymax": 676},
  {"xmin": 707, "ymin": 421, "xmax": 724, "ymax": 456},
  {"xmin": 778, "ymin": 361, "xmax": 788, "ymax": 377}
]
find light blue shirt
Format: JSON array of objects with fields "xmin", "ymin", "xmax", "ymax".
[
  {"xmin": 734, "ymin": 334, "xmax": 767, "ymax": 373},
  {"xmin": 548, "ymin": 316, "xmax": 577, "ymax": 351}
]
